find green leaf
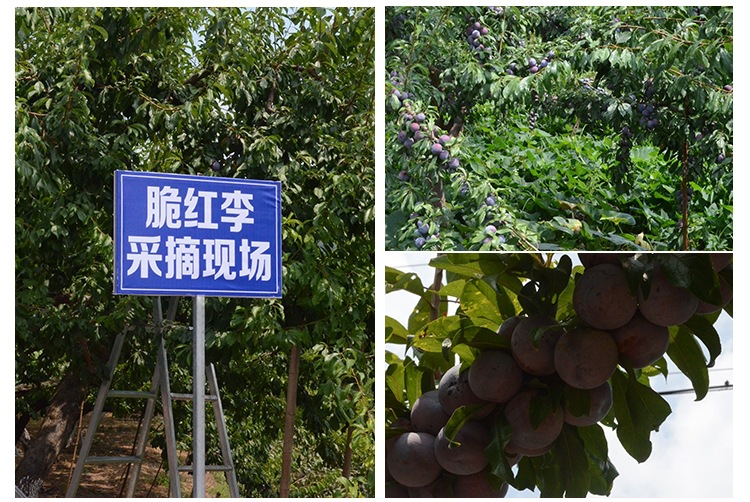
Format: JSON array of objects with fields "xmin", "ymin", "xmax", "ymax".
[
  {"xmin": 407, "ymin": 296, "xmax": 435, "ymax": 334},
  {"xmin": 430, "ymin": 253, "xmax": 509, "ymax": 278},
  {"xmin": 438, "ymin": 278, "xmax": 466, "ymax": 299},
  {"xmin": 577, "ymin": 424, "xmax": 618, "ymax": 495},
  {"xmin": 91, "ymin": 24, "xmax": 109, "ymax": 41},
  {"xmin": 553, "ymin": 425, "xmax": 590, "ymax": 497},
  {"xmin": 443, "ymin": 403, "xmax": 496, "ymax": 442},
  {"xmin": 611, "ymin": 369, "xmax": 671, "ymax": 462},
  {"xmin": 599, "ymin": 210, "xmax": 636, "ymax": 226},
  {"xmin": 411, "ymin": 330, "xmax": 445, "ymax": 353},
  {"xmin": 684, "ymin": 314, "xmax": 722, "ymax": 367},
  {"xmin": 404, "ymin": 358, "xmax": 424, "ymax": 407},
  {"xmin": 459, "ymin": 280, "xmax": 504, "ymax": 331},
  {"xmin": 656, "ymin": 254, "xmax": 721, "ymax": 305},
  {"xmin": 667, "ymin": 326, "xmax": 710, "ymax": 399},
  {"xmin": 385, "ymin": 266, "xmax": 426, "ymax": 296},
  {"xmin": 486, "ymin": 413, "xmax": 516, "ymax": 484},
  {"xmin": 385, "ymin": 315, "xmax": 408, "ymax": 344},
  {"xmin": 385, "ymin": 351, "xmax": 405, "ymax": 405}
]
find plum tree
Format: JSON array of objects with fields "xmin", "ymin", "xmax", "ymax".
[
  {"xmin": 696, "ymin": 275, "xmax": 732, "ymax": 314},
  {"xmin": 385, "ymin": 481, "xmax": 409, "ymax": 498},
  {"xmin": 504, "ymin": 439, "xmax": 555, "ymax": 458},
  {"xmin": 386, "ymin": 6, "xmax": 732, "ymax": 251},
  {"xmin": 573, "ymin": 263, "xmax": 637, "ymax": 330},
  {"xmin": 497, "ymin": 315, "xmax": 523, "ymax": 343},
  {"xmin": 579, "ymin": 252, "xmax": 632, "ymax": 269},
  {"xmin": 407, "ymin": 476, "xmax": 453, "ymax": 498},
  {"xmin": 385, "ymin": 252, "xmax": 732, "ymax": 497},
  {"xmin": 710, "ymin": 253, "xmax": 732, "ymax": 272}
]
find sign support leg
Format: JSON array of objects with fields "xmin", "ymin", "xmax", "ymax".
[{"xmin": 193, "ymin": 295, "xmax": 206, "ymax": 497}]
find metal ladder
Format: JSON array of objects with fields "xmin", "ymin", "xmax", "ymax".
[{"xmin": 65, "ymin": 297, "xmax": 240, "ymax": 497}]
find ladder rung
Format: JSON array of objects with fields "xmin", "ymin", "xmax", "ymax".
[
  {"xmin": 178, "ymin": 465, "xmax": 233, "ymax": 473},
  {"xmin": 170, "ymin": 392, "xmax": 219, "ymax": 402},
  {"xmin": 107, "ymin": 390, "xmax": 157, "ymax": 399},
  {"xmin": 85, "ymin": 455, "xmax": 142, "ymax": 465}
]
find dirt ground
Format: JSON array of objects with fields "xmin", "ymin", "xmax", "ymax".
[{"xmin": 16, "ymin": 413, "xmax": 227, "ymax": 498}]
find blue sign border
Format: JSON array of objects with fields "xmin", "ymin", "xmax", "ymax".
[{"xmin": 114, "ymin": 170, "xmax": 282, "ymax": 298}]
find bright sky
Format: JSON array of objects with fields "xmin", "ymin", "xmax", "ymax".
[{"xmin": 382, "ymin": 252, "xmax": 734, "ymax": 498}]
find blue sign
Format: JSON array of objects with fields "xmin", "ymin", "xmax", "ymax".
[{"xmin": 114, "ymin": 170, "xmax": 282, "ymax": 298}]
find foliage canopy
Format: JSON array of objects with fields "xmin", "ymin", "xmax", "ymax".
[
  {"xmin": 16, "ymin": 6, "xmax": 374, "ymax": 496},
  {"xmin": 385, "ymin": 6, "xmax": 732, "ymax": 251}
]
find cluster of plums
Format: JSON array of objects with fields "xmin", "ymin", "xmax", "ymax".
[
  {"xmin": 506, "ymin": 51, "xmax": 554, "ymax": 76},
  {"xmin": 676, "ymin": 185, "xmax": 694, "ymax": 209},
  {"xmin": 466, "ymin": 21, "xmax": 491, "ymax": 52},
  {"xmin": 637, "ymin": 102, "xmax": 659, "ymax": 130},
  {"xmin": 395, "ymin": 105, "xmax": 462, "ymax": 189},
  {"xmin": 528, "ymin": 52, "xmax": 553, "ymax": 74},
  {"xmin": 386, "ymin": 253, "xmax": 732, "ymax": 497},
  {"xmin": 413, "ymin": 219, "xmax": 436, "ymax": 250},
  {"xmin": 528, "ymin": 91, "xmax": 540, "ymax": 130},
  {"xmin": 482, "ymin": 223, "xmax": 506, "ymax": 247},
  {"xmin": 615, "ymin": 125, "xmax": 633, "ymax": 164}
]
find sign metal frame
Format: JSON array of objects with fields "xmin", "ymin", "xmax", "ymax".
[
  {"xmin": 113, "ymin": 170, "xmax": 282, "ymax": 298},
  {"xmin": 112, "ymin": 170, "xmax": 282, "ymax": 497}
]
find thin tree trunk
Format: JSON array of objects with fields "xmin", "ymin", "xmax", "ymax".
[
  {"xmin": 430, "ymin": 264, "xmax": 444, "ymax": 321},
  {"xmin": 280, "ymin": 345, "xmax": 300, "ymax": 497},
  {"xmin": 342, "ymin": 425, "xmax": 353, "ymax": 479},
  {"xmin": 15, "ymin": 372, "xmax": 85, "ymax": 497}
]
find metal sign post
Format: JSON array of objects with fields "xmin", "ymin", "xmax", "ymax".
[
  {"xmin": 111, "ymin": 170, "xmax": 283, "ymax": 497},
  {"xmin": 193, "ymin": 295, "xmax": 206, "ymax": 497}
]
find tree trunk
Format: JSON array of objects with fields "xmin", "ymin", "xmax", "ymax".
[
  {"xmin": 279, "ymin": 345, "xmax": 300, "ymax": 497},
  {"xmin": 430, "ymin": 264, "xmax": 444, "ymax": 321},
  {"xmin": 342, "ymin": 425, "xmax": 353, "ymax": 479},
  {"xmin": 16, "ymin": 412, "xmax": 31, "ymax": 445},
  {"xmin": 15, "ymin": 372, "xmax": 85, "ymax": 497}
]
